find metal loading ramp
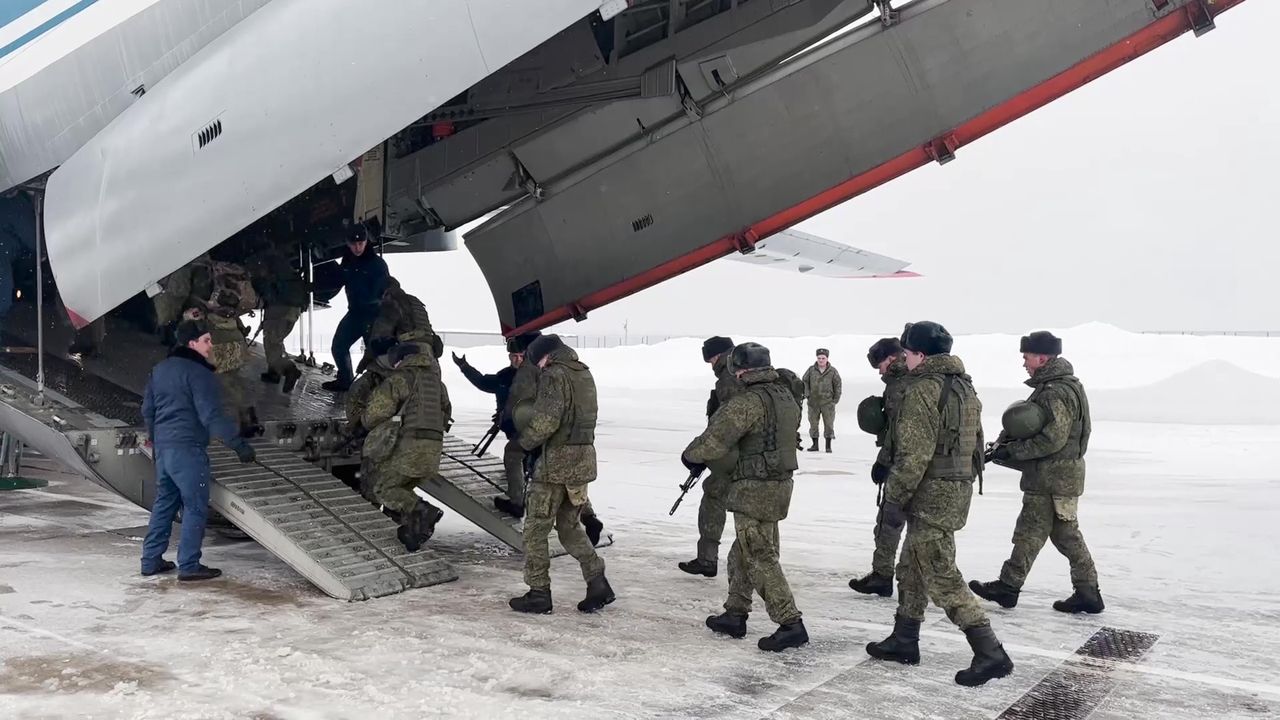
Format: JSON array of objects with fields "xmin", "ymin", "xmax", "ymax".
[
  {"xmin": 208, "ymin": 440, "xmax": 458, "ymax": 601},
  {"xmin": 426, "ymin": 436, "xmax": 614, "ymax": 555}
]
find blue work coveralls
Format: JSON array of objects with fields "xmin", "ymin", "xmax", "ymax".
[{"xmin": 331, "ymin": 247, "xmax": 389, "ymax": 385}]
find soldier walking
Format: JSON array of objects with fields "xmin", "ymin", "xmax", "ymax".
[
  {"xmin": 849, "ymin": 337, "xmax": 909, "ymax": 597},
  {"xmin": 970, "ymin": 331, "xmax": 1103, "ymax": 614},
  {"xmin": 246, "ymin": 239, "xmax": 307, "ymax": 394},
  {"xmin": 677, "ymin": 336, "xmax": 741, "ymax": 578},
  {"xmin": 360, "ymin": 342, "xmax": 449, "ymax": 551},
  {"xmin": 865, "ymin": 322, "xmax": 1013, "ymax": 687},
  {"xmin": 685, "ymin": 342, "xmax": 809, "ymax": 652},
  {"xmin": 508, "ymin": 334, "xmax": 614, "ymax": 614},
  {"xmin": 802, "ymin": 348, "xmax": 842, "ymax": 452}
]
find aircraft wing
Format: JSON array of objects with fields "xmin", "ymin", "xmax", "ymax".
[
  {"xmin": 44, "ymin": 0, "xmax": 609, "ymax": 326},
  {"xmin": 727, "ymin": 228, "xmax": 916, "ymax": 278}
]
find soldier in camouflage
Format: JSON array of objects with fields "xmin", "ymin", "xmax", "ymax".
[
  {"xmin": 970, "ymin": 331, "xmax": 1103, "ymax": 614},
  {"xmin": 358, "ymin": 277, "xmax": 440, "ymax": 373},
  {"xmin": 508, "ymin": 334, "xmax": 615, "ymax": 615},
  {"xmin": 865, "ymin": 321, "xmax": 1014, "ymax": 687},
  {"xmin": 849, "ymin": 337, "xmax": 909, "ymax": 597},
  {"xmin": 686, "ymin": 342, "xmax": 809, "ymax": 652},
  {"xmin": 802, "ymin": 348, "xmax": 842, "ymax": 453},
  {"xmin": 246, "ymin": 238, "xmax": 308, "ymax": 394},
  {"xmin": 677, "ymin": 336, "xmax": 741, "ymax": 578},
  {"xmin": 360, "ymin": 342, "xmax": 449, "ymax": 551},
  {"xmin": 343, "ymin": 336, "xmax": 398, "ymax": 502},
  {"xmin": 151, "ymin": 253, "xmax": 213, "ymax": 346}
]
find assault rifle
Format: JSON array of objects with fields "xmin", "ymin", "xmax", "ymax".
[
  {"xmin": 668, "ymin": 470, "xmax": 703, "ymax": 516},
  {"xmin": 473, "ymin": 421, "xmax": 500, "ymax": 456}
]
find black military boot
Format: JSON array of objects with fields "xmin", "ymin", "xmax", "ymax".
[
  {"xmin": 955, "ymin": 625, "xmax": 1014, "ymax": 687},
  {"xmin": 678, "ymin": 558, "xmax": 717, "ymax": 578},
  {"xmin": 581, "ymin": 512, "xmax": 604, "ymax": 546},
  {"xmin": 848, "ymin": 571, "xmax": 893, "ymax": 597},
  {"xmin": 397, "ymin": 525, "xmax": 425, "ymax": 552},
  {"xmin": 705, "ymin": 612, "xmax": 747, "ymax": 639},
  {"xmin": 407, "ymin": 501, "xmax": 444, "ymax": 544},
  {"xmin": 260, "ymin": 369, "xmax": 281, "ymax": 384},
  {"xmin": 807, "ymin": 438, "xmax": 820, "ymax": 452},
  {"xmin": 577, "ymin": 575, "xmax": 616, "ymax": 613},
  {"xmin": 281, "ymin": 365, "xmax": 302, "ymax": 394},
  {"xmin": 758, "ymin": 620, "xmax": 809, "ymax": 652},
  {"xmin": 321, "ymin": 379, "xmax": 350, "ymax": 393},
  {"xmin": 969, "ymin": 579, "xmax": 1020, "ymax": 608},
  {"xmin": 825, "ymin": 438, "xmax": 833, "ymax": 453},
  {"xmin": 1053, "ymin": 586, "xmax": 1105, "ymax": 614},
  {"xmin": 509, "ymin": 588, "xmax": 553, "ymax": 614},
  {"xmin": 493, "ymin": 496, "xmax": 524, "ymax": 518},
  {"xmin": 865, "ymin": 614, "xmax": 921, "ymax": 664}
]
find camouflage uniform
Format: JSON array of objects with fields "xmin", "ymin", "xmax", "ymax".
[
  {"xmin": 360, "ymin": 280, "xmax": 437, "ymax": 371},
  {"xmin": 870, "ymin": 357, "xmax": 910, "ymax": 578},
  {"xmin": 345, "ymin": 359, "xmax": 392, "ymax": 502},
  {"xmin": 361, "ymin": 352, "xmax": 451, "ymax": 517},
  {"xmin": 685, "ymin": 368, "xmax": 803, "ymax": 625},
  {"xmin": 802, "ymin": 363, "xmax": 842, "ymax": 440},
  {"xmin": 152, "ymin": 253, "xmax": 213, "ymax": 331},
  {"xmin": 518, "ymin": 346, "xmax": 605, "ymax": 591},
  {"xmin": 692, "ymin": 354, "xmax": 744, "ymax": 566},
  {"xmin": 245, "ymin": 245, "xmax": 307, "ymax": 378},
  {"xmin": 883, "ymin": 354, "xmax": 988, "ymax": 630},
  {"xmin": 996, "ymin": 357, "xmax": 1097, "ymax": 591},
  {"xmin": 206, "ymin": 312, "xmax": 248, "ymax": 424}
]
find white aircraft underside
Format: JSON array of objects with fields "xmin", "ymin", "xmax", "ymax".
[{"xmin": 1, "ymin": 0, "xmax": 911, "ymax": 328}]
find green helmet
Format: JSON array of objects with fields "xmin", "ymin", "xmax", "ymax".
[
  {"xmin": 513, "ymin": 398, "xmax": 536, "ymax": 434},
  {"xmin": 1002, "ymin": 401, "xmax": 1046, "ymax": 440},
  {"xmin": 857, "ymin": 395, "xmax": 886, "ymax": 436}
]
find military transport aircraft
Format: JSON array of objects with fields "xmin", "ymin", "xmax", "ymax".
[{"xmin": 0, "ymin": 0, "xmax": 1251, "ymax": 600}]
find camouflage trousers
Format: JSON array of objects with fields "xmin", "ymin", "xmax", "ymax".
[
  {"xmin": 373, "ymin": 440, "xmax": 442, "ymax": 516},
  {"xmin": 896, "ymin": 519, "xmax": 988, "ymax": 630},
  {"xmin": 725, "ymin": 513, "xmax": 802, "ymax": 625},
  {"xmin": 807, "ymin": 402, "xmax": 836, "ymax": 440},
  {"xmin": 261, "ymin": 305, "xmax": 301, "ymax": 375},
  {"xmin": 870, "ymin": 503, "xmax": 905, "ymax": 578},
  {"xmin": 522, "ymin": 481, "xmax": 604, "ymax": 590},
  {"xmin": 999, "ymin": 493, "xmax": 1098, "ymax": 590},
  {"xmin": 503, "ymin": 437, "xmax": 526, "ymax": 506},
  {"xmin": 695, "ymin": 474, "xmax": 729, "ymax": 564}
]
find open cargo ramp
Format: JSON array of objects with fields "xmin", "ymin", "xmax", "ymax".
[{"xmin": 206, "ymin": 441, "xmax": 457, "ymax": 601}]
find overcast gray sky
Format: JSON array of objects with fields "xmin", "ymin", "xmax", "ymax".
[{"xmin": 390, "ymin": 2, "xmax": 1279, "ymax": 339}]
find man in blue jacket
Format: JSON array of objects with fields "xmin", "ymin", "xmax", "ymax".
[
  {"xmin": 323, "ymin": 226, "xmax": 390, "ymax": 392},
  {"xmin": 140, "ymin": 320, "xmax": 256, "ymax": 581}
]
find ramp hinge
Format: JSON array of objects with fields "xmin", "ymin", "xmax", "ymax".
[
  {"xmin": 1186, "ymin": 0, "xmax": 1215, "ymax": 37},
  {"xmin": 570, "ymin": 303, "xmax": 589, "ymax": 322},
  {"xmin": 677, "ymin": 74, "xmax": 703, "ymax": 122},
  {"xmin": 875, "ymin": 1, "xmax": 900, "ymax": 27},
  {"xmin": 733, "ymin": 230, "xmax": 759, "ymax": 254},
  {"xmin": 926, "ymin": 134, "xmax": 959, "ymax": 165}
]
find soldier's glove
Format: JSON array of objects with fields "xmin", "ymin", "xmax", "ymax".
[
  {"xmin": 234, "ymin": 443, "xmax": 256, "ymax": 464},
  {"xmin": 681, "ymin": 454, "xmax": 707, "ymax": 478},
  {"xmin": 870, "ymin": 462, "xmax": 890, "ymax": 485},
  {"xmin": 984, "ymin": 444, "xmax": 1011, "ymax": 465},
  {"xmin": 880, "ymin": 501, "xmax": 907, "ymax": 530},
  {"xmin": 451, "ymin": 352, "xmax": 466, "ymax": 367}
]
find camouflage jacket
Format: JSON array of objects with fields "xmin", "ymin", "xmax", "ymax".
[
  {"xmin": 345, "ymin": 358, "xmax": 392, "ymax": 435},
  {"xmin": 802, "ymin": 363, "xmax": 842, "ymax": 406},
  {"xmin": 519, "ymin": 347, "xmax": 597, "ymax": 485},
  {"xmin": 246, "ymin": 245, "xmax": 308, "ymax": 308},
  {"xmin": 884, "ymin": 354, "xmax": 982, "ymax": 532},
  {"xmin": 685, "ymin": 368, "xmax": 799, "ymax": 522},
  {"xmin": 1000, "ymin": 357, "xmax": 1090, "ymax": 497},
  {"xmin": 361, "ymin": 353, "xmax": 451, "ymax": 476},
  {"xmin": 502, "ymin": 360, "xmax": 540, "ymax": 430},
  {"xmin": 706, "ymin": 355, "xmax": 744, "ymax": 417},
  {"xmin": 875, "ymin": 358, "xmax": 910, "ymax": 466},
  {"xmin": 370, "ymin": 285, "xmax": 434, "ymax": 344}
]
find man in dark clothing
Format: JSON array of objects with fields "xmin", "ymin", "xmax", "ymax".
[
  {"xmin": 323, "ymin": 226, "xmax": 390, "ymax": 392},
  {"xmin": 140, "ymin": 320, "xmax": 256, "ymax": 581}
]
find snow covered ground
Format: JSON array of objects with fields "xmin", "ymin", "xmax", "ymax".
[{"xmin": 3, "ymin": 326, "xmax": 1280, "ymax": 719}]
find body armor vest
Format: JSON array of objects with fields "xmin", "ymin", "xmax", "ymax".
[
  {"xmin": 547, "ymin": 362, "xmax": 597, "ymax": 447},
  {"xmin": 922, "ymin": 374, "xmax": 983, "ymax": 481},
  {"xmin": 733, "ymin": 383, "xmax": 801, "ymax": 482},
  {"xmin": 1028, "ymin": 376, "xmax": 1091, "ymax": 460},
  {"xmin": 399, "ymin": 361, "xmax": 444, "ymax": 438}
]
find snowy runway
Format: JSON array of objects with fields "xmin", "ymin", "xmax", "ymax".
[{"xmin": 4, "ymin": 329, "xmax": 1280, "ymax": 719}]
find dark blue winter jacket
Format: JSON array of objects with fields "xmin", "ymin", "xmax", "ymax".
[
  {"xmin": 339, "ymin": 247, "xmax": 390, "ymax": 311},
  {"xmin": 142, "ymin": 347, "xmax": 247, "ymax": 451}
]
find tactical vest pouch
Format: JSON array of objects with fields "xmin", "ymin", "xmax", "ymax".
[{"xmin": 363, "ymin": 421, "xmax": 400, "ymax": 463}]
